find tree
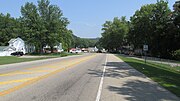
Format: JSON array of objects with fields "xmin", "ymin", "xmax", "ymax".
[
  {"xmin": 128, "ymin": 4, "xmax": 156, "ymax": 49},
  {"xmin": 128, "ymin": 0, "xmax": 174, "ymax": 58},
  {"xmin": 20, "ymin": 0, "xmax": 71, "ymax": 53},
  {"xmin": 37, "ymin": 0, "xmax": 72, "ymax": 53},
  {"xmin": 21, "ymin": 2, "xmax": 46, "ymax": 53},
  {"xmin": 150, "ymin": 0, "xmax": 171, "ymax": 57},
  {"xmin": 38, "ymin": 0, "xmax": 59, "ymax": 52},
  {"xmin": 71, "ymin": 34, "xmax": 98, "ymax": 48},
  {"xmin": 170, "ymin": 0, "xmax": 180, "ymax": 59},
  {"xmin": 61, "ymin": 30, "xmax": 73, "ymax": 51},
  {"xmin": 100, "ymin": 17, "xmax": 129, "ymax": 52},
  {"xmin": 0, "ymin": 13, "xmax": 20, "ymax": 46}
]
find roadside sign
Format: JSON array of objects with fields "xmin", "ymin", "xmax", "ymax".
[
  {"xmin": 143, "ymin": 45, "xmax": 148, "ymax": 51},
  {"xmin": 143, "ymin": 45, "xmax": 148, "ymax": 64}
]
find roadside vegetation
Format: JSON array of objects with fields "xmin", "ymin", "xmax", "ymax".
[
  {"xmin": 27, "ymin": 52, "xmax": 78, "ymax": 57},
  {"xmin": 0, "ymin": 52, "xmax": 77, "ymax": 65},
  {"xmin": 146, "ymin": 60, "xmax": 180, "ymax": 72},
  {"xmin": 99, "ymin": 0, "xmax": 180, "ymax": 60},
  {"xmin": 0, "ymin": 0, "xmax": 98, "ymax": 54},
  {"xmin": 0, "ymin": 56, "xmax": 51, "ymax": 65},
  {"xmin": 117, "ymin": 55, "xmax": 180, "ymax": 97}
]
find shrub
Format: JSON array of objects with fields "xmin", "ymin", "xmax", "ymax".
[{"xmin": 172, "ymin": 49, "xmax": 180, "ymax": 60}]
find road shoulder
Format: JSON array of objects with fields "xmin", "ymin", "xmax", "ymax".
[{"xmin": 100, "ymin": 54, "xmax": 179, "ymax": 101}]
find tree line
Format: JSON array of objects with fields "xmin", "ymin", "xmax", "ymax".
[
  {"xmin": 0, "ymin": 0, "xmax": 97, "ymax": 53},
  {"xmin": 99, "ymin": 0, "xmax": 180, "ymax": 59},
  {"xmin": 72, "ymin": 34, "xmax": 99, "ymax": 48}
]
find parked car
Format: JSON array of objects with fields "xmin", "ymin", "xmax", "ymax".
[
  {"xmin": 75, "ymin": 49, "xmax": 82, "ymax": 53},
  {"xmin": 11, "ymin": 52, "xmax": 24, "ymax": 56},
  {"xmin": 69, "ymin": 48, "xmax": 82, "ymax": 54},
  {"xmin": 69, "ymin": 48, "xmax": 76, "ymax": 53},
  {"xmin": 97, "ymin": 50, "xmax": 102, "ymax": 53}
]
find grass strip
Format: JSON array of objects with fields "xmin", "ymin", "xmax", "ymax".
[
  {"xmin": 0, "ymin": 52, "xmax": 78, "ymax": 65},
  {"xmin": 0, "ymin": 56, "xmax": 52, "ymax": 65},
  {"xmin": 117, "ymin": 55, "xmax": 180, "ymax": 97}
]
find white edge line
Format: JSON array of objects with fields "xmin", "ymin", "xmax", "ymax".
[{"xmin": 95, "ymin": 54, "xmax": 107, "ymax": 101}]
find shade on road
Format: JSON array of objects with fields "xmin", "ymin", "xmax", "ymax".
[{"xmin": 0, "ymin": 53, "xmax": 179, "ymax": 101}]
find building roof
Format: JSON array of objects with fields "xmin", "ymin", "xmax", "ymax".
[
  {"xmin": 8, "ymin": 39, "xmax": 16, "ymax": 43},
  {"xmin": 3, "ymin": 46, "xmax": 16, "ymax": 51},
  {"xmin": 8, "ymin": 37, "xmax": 24, "ymax": 44},
  {"xmin": 0, "ymin": 46, "xmax": 8, "ymax": 51}
]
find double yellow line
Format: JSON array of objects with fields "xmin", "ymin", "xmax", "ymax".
[
  {"xmin": 0, "ymin": 54, "xmax": 97, "ymax": 96},
  {"xmin": 0, "ymin": 70, "xmax": 55, "ymax": 77}
]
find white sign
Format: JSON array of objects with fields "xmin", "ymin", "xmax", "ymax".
[{"xmin": 143, "ymin": 45, "xmax": 148, "ymax": 51}]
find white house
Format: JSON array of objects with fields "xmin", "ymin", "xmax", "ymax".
[
  {"xmin": 54, "ymin": 43, "xmax": 63, "ymax": 52},
  {"xmin": 0, "ymin": 37, "xmax": 35, "ymax": 56},
  {"xmin": 88, "ymin": 46, "xmax": 98, "ymax": 53},
  {"xmin": 0, "ymin": 37, "xmax": 63, "ymax": 56},
  {"xmin": 44, "ymin": 43, "xmax": 63, "ymax": 53}
]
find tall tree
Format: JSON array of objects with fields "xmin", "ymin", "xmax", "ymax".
[
  {"xmin": 100, "ymin": 17, "xmax": 129, "ymax": 52},
  {"xmin": 61, "ymin": 30, "xmax": 73, "ymax": 51},
  {"xmin": 128, "ymin": 4, "xmax": 155, "ymax": 49},
  {"xmin": 21, "ymin": 2, "xmax": 46, "ymax": 53},
  {"xmin": 128, "ymin": 0, "xmax": 173, "ymax": 58},
  {"xmin": 150, "ymin": 0, "xmax": 171, "ymax": 57},
  {"xmin": 20, "ymin": 0, "xmax": 71, "ymax": 53},
  {"xmin": 38, "ymin": 0, "xmax": 70, "ymax": 52}
]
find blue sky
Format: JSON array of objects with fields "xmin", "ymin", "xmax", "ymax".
[{"xmin": 0, "ymin": 0, "xmax": 176, "ymax": 38}]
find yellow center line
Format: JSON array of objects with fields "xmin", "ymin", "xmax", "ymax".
[
  {"xmin": 0, "ymin": 55, "xmax": 92, "ymax": 76},
  {"xmin": 0, "ymin": 70, "xmax": 54, "ymax": 77},
  {"xmin": 25, "ymin": 60, "xmax": 69, "ymax": 70},
  {"xmin": 0, "ymin": 78, "xmax": 35, "ymax": 85},
  {"xmin": 0, "ymin": 54, "xmax": 97, "ymax": 96},
  {"xmin": 0, "ymin": 55, "xmax": 96, "ymax": 77},
  {"xmin": 25, "ymin": 58, "xmax": 84, "ymax": 70}
]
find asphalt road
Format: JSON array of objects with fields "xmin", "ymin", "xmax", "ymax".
[{"xmin": 0, "ymin": 53, "xmax": 179, "ymax": 101}]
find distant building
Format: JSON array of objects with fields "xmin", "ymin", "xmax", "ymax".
[
  {"xmin": 88, "ymin": 46, "xmax": 98, "ymax": 53},
  {"xmin": 0, "ymin": 37, "xmax": 64, "ymax": 56},
  {"xmin": 0, "ymin": 37, "xmax": 35, "ymax": 56},
  {"xmin": 54, "ymin": 43, "xmax": 63, "ymax": 52},
  {"xmin": 44, "ymin": 43, "xmax": 63, "ymax": 53}
]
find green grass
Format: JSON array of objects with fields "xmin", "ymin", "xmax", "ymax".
[
  {"xmin": 0, "ymin": 56, "xmax": 51, "ymax": 65},
  {"xmin": 170, "ymin": 60, "xmax": 180, "ymax": 64},
  {"xmin": 147, "ymin": 61, "xmax": 180, "ymax": 72},
  {"xmin": 0, "ymin": 52, "xmax": 79, "ymax": 65},
  {"xmin": 27, "ymin": 52, "xmax": 78, "ymax": 57},
  {"xmin": 117, "ymin": 55, "xmax": 180, "ymax": 97}
]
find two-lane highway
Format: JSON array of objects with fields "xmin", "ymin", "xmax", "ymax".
[
  {"xmin": 0, "ymin": 53, "xmax": 179, "ymax": 101},
  {"xmin": 0, "ymin": 53, "xmax": 106, "ymax": 101}
]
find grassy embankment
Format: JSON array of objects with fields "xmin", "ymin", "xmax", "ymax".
[
  {"xmin": 117, "ymin": 55, "xmax": 180, "ymax": 97},
  {"xmin": 0, "ymin": 52, "xmax": 78, "ymax": 65}
]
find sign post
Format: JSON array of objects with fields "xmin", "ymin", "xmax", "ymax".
[{"xmin": 143, "ymin": 45, "xmax": 148, "ymax": 63}]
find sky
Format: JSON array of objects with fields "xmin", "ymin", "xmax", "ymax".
[{"xmin": 0, "ymin": 0, "xmax": 176, "ymax": 38}]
